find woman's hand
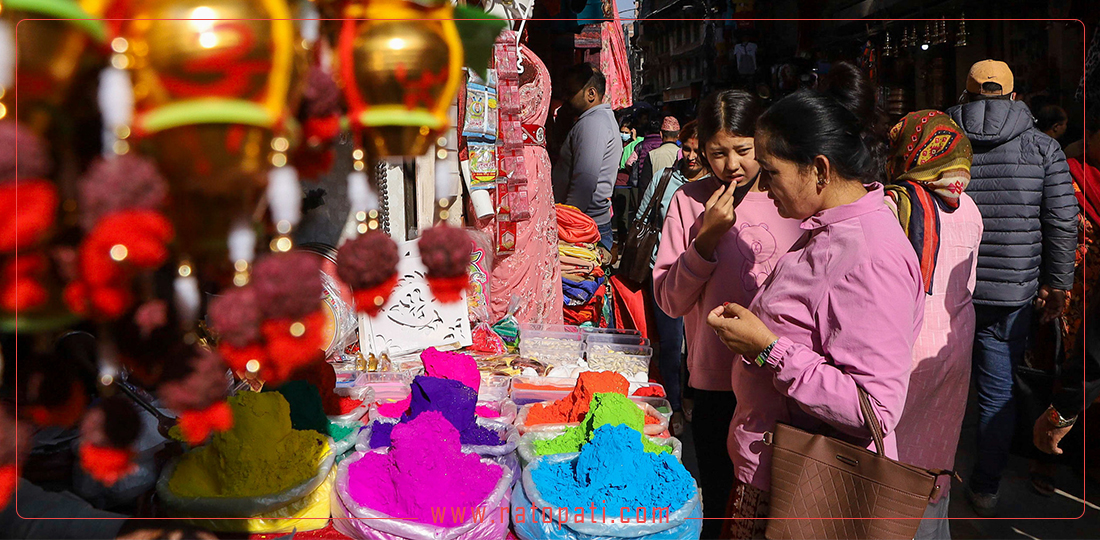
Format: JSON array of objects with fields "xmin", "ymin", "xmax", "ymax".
[
  {"xmin": 694, "ymin": 183, "xmax": 738, "ymax": 260},
  {"xmin": 706, "ymin": 303, "xmax": 778, "ymax": 359}
]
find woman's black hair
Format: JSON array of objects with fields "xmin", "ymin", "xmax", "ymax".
[
  {"xmin": 1035, "ymin": 104, "xmax": 1068, "ymax": 133},
  {"xmin": 757, "ymin": 61, "xmax": 886, "ymax": 184},
  {"xmin": 696, "ymin": 89, "xmax": 764, "ymax": 149}
]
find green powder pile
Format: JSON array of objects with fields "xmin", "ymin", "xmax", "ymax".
[
  {"xmin": 533, "ymin": 393, "xmax": 671, "ymax": 456},
  {"xmin": 329, "ymin": 422, "xmax": 358, "ymax": 441},
  {"xmin": 267, "ymin": 381, "xmax": 331, "ymax": 436}
]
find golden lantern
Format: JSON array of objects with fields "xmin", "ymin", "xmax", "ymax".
[
  {"xmin": 337, "ymin": 0, "xmax": 464, "ymax": 157},
  {"xmin": 0, "ymin": 0, "xmax": 106, "ymax": 134},
  {"xmin": 110, "ymin": 0, "xmax": 305, "ymax": 273}
]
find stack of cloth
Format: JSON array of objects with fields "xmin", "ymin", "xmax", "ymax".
[{"xmin": 556, "ymin": 205, "xmax": 613, "ymax": 327}]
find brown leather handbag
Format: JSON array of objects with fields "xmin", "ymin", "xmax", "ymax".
[
  {"xmin": 617, "ymin": 168, "xmax": 675, "ymax": 285},
  {"xmin": 765, "ymin": 389, "xmax": 949, "ymax": 540}
]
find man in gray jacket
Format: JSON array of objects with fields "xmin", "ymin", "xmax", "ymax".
[
  {"xmin": 947, "ymin": 60, "xmax": 1078, "ymax": 517},
  {"xmin": 552, "ymin": 63, "xmax": 623, "ymax": 251}
]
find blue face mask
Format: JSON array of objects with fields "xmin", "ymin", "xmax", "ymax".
[{"xmin": 621, "ymin": 133, "xmax": 632, "ymax": 142}]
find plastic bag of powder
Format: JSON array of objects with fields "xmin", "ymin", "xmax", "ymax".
[
  {"xmin": 510, "ymin": 452, "xmax": 702, "ymax": 540},
  {"xmin": 332, "ymin": 451, "xmax": 513, "ymax": 540}
]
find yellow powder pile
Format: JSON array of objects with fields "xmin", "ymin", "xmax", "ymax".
[{"xmin": 168, "ymin": 392, "xmax": 328, "ymax": 498}]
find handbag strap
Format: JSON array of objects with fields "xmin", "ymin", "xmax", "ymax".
[
  {"xmin": 856, "ymin": 387, "xmax": 886, "ymax": 457},
  {"xmin": 635, "ymin": 168, "xmax": 676, "ymax": 228}
]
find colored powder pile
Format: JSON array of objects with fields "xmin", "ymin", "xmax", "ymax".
[
  {"xmin": 421, "ymin": 347, "xmax": 481, "ymax": 393},
  {"xmin": 347, "ymin": 411, "xmax": 503, "ymax": 523},
  {"xmin": 531, "ymin": 424, "xmax": 694, "ymax": 516},
  {"xmin": 329, "ymin": 422, "xmax": 359, "ymax": 442},
  {"xmin": 534, "ymin": 393, "xmax": 670, "ymax": 456},
  {"xmin": 526, "ymin": 371, "xmax": 629, "ymax": 425},
  {"xmin": 367, "ymin": 376, "xmax": 502, "ymax": 448},
  {"xmin": 376, "ymin": 395, "xmax": 411, "ymax": 418},
  {"xmin": 268, "ymin": 381, "xmax": 330, "ymax": 436},
  {"xmin": 337, "ymin": 397, "xmax": 364, "ymax": 415},
  {"xmin": 169, "ymin": 392, "xmax": 328, "ymax": 498},
  {"xmin": 632, "ymin": 386, "xmax": 666, "ymax": 398},
  {"xmin": 475, "ymin": 405, "xmax": 501, "ymax": 418}
]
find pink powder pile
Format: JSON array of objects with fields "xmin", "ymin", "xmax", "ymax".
[
  {"xmin": 346, "ymin": 411, "xmax": 503, "ymax": 523},
  {"xmin": 421, "ymin": 347, "xmax": 481, "ymax": 393},
  {"xmin": 375, "ymin": 396, "xmax": 411, "ymax": 418}
]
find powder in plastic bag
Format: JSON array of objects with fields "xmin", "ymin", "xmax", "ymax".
[
  {"xmin": 347, "ymin": 411, "xmax": 503, "ymax": 523},
  {"xmin": 531, "ymin": 424, "xmax": 693, "ymax": 516},
  {"xmin": 534, "ymin": 393, "xmax": 670, "ymax": 456},
  {"xmin": 367, "ymin": 377, "xmax": 502, "ymax": 448},
  {"xmin": 169, "ymin": 392, "xmax": 328, "ymax": 498},
  {"xmin": 526, "ymin": 371, "xmax": 629, "ymax": 426},
  {"xmin": 421, "ymin": 348, "xmax": 481, "ymax": 393},
  {"xmin": 375, "ymin": 395, "xmax": 411, "ymax": 418}
]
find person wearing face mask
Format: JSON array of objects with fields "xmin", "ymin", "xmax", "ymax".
[
  {"xmin": 652, "ymin": 91, "xmax": 801, "ymax": 539},
  {"xmin": 704, "ymin": 71, "xmax": 925, "ymax": 539},
  {"xmin": 551, "ymin": 63, "xmax": 624, "ymax": 251}
]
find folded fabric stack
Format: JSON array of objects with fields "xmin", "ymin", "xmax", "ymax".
[{"xmin": 555, "ymin": 205, "xmax": 612, "ymax": 327}]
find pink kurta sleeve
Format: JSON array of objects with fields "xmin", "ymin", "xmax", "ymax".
[
  {"xmin": 653, "ymin": 193, "xmax": 716, "ymax": 318},
  {"xmin": 764, "ymin": 257, "xmax": 923, "ymax": 440}
]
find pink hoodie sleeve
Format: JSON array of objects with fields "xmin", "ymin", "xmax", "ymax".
[
  {"xmin": 653, "ymin": 192, "xmax": 717, "ymax": 318},
  {"xmin": 762, "ymin": 258, "xmax": 922, "ymax": 440}
]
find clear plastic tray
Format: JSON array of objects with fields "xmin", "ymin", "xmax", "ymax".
[
  {"xmin": 519, "ymin": 325, "xmax": 585, "ymax": 366},
  {"xmin": 478, "ymin": 374, "xmax": 511, "ymax": 402},
  {"xmin": 585, "ymin": 343, "xmax": 652, "ymax": 374}
]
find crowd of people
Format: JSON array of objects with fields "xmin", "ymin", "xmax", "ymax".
[{"xmin": 548, "ymin": 58, "xmax": 1098, "ymax": 539}]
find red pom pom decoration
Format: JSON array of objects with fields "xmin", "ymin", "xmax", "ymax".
[
  {"xmin": 177, "ymin": 401, "xmax": 234, "ymax": 446},
  {"xmin": 0, "ymin": 464, "xmax": 16, "ymax": 510},
  {"xmin": 337, "ymin": 231, "xmax": 400, "ymax": 316},
  {"xmin": 0, "ymin": 180, "xmax": 57, "ymax": 253},
  {"xmin": 157, "ymin": 348, "xmax": 230, "ymax": 413},
  {"xmin": 1, "ymin": 254, "xmax": 49, "ymax": 313},
  {"xmin": 302, "ymin": 66, "xmax": 342, "ymax": 119},
  {"xmin": 260, "ymin": 310, "xmax": 326, "ymax": 383},
  {"xmin": 252, "ymin": 252, "xmax": 323, "ymax": 320},
  {"xmin": 0, "ymin": 120, "xmax": 51, "ymax": 182},
  {"xmin": 78, "ymin": 154, "xmax": 167, "ymax": 230},
  {"xmin": 78, "ymin": 443, "xmax": 137, "ymax": 487},
  {"xmin": 208, "ymin": 286, "xmax": 262, "ymax": 348},
  {"xmin": 418, "ymin": 225, "xmax": 471, "ymax": 303}
]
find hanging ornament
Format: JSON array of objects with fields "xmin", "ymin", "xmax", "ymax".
[
  {"xmin": 336, "ymin": 0, "xmax": 505, "ymax": 157},
  {"xmin": 337, "ymin": 231, "xmax": 399, "ymax": 316},
  {"xmin": 418, "ymin": 223, "xmax": 472, "ymax": 303},
  {"xmin": 956, "ymin": 15, "xmax": 968, "ymax": 48},
  {"xmin": 156, "ymin": 346, "xmax": 234, "ymax": 445},
  {"xmin": 0, "ymin": 1, "xmax": 106, "ymax": 133},
  {"xmin": 78, "ymin": 397, "xmax": 141, "ymax": 486},
  {"xmin": 883, "ymin": 32, "xmax": 894, "ymax": 58},
  {"xmin": 921, "ymin": 22, "xmax": 931, "ymax": 50}
]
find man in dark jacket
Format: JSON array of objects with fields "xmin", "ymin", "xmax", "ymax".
[{"xmin": 947, "ymin": 60, "xmax": 1079, "ymax": 517}]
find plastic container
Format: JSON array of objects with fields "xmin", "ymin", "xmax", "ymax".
[
  {"xmin": 519, "ymin": 324, "xmax": 584, "ymax": 367},
  {"xmin": 582, "ymin": 327, "xmax": 650, "ymax": 347},
  {"xmin": 354, "ymin": 372, "xmax": 413, "ymax": 403},
  {"xmin": 516, "ymin": 430, "xmax": 683, "ymax": 468},
  {"xmin": 332, "ymin": 450, "xmax": 513, "ymax": 540},
  {"xmin": 585, "ymin": 343, "xmax": 652, "ymax": 375},
  {"xmin": 476, "ymin": 398, "xmax": 519, "ymax": 425},
  {"xmin": 156, "ymin": 441, "xmax": 336, "ymax": 533},
  {"xmin": 515, "ymin": 400, "xmax": 669, "ymax": 437},
  {"xmin": 478, "ymin": 374, "xmax": 511, "ymax": 402}
]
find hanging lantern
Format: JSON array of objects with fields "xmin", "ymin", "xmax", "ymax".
[
  {"xmin": 883, "ymin": 32, "xmax": 894, "ymax": 58},
  {"xmin": 336, "ymin": 0, "xmax": 506, "ymax": 158},
  {"xmin": 0, "ymin": 0, "xmax": 106, "ymax": 134},
  {"xmin": 110, "ymin": 0, "xmax": 306, "ymax": 276},
  {"xmin": 337, "ymin": 0, "xmax": 464, "ymax": 157}
]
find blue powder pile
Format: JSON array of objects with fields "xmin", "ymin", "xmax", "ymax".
[
  {"xmin": 531, "ymin": 424, "xmax": 695, "ymax": 514},
  {"xmin": 368, "ymin": 376, "xmax": 502, "ymax": 448}
]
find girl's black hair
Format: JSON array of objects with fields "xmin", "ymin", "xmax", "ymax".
[
  {"xmin": 696, "ymin": 89, "xmax": 764, "ymax": 149},
  {"xmin": 1035, "ymin": 104, "xmax": 1068, "ymax": 133},
  {"xmin": 757, "ymin": 61, "xmax": 886, "ymax": 184}
]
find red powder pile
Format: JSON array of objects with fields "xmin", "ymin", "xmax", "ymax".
[
  {"xmin": 337, "ymin": 397, "xmax": 364, "ymax": 415},
  {"xmin": 526, "ymin": 371, "xmax": 629, "ymax": 425},
  {"xmin": 632, "ymin": 386, "xmax": 666, "ymax": 398}
]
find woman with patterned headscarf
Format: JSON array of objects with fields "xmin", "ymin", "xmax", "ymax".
[{"xmin": 886, "ymin": 110, "xmax": 984, "ymax": 540}]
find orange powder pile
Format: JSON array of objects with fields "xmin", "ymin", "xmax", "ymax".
[{"xmin": 526, "ymin": 371, "xmax": 630, "ymax": 425}]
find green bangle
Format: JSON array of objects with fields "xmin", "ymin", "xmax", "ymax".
[{"xmin": 755, "ymin": 338, "xmax": 780, "ymax": 367}]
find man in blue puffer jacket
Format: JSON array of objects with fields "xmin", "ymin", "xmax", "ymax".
[{"xmin": 947, "ymin": 60, "xmax": 1079, "ymax": 517}]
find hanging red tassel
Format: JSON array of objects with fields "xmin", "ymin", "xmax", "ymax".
[
  {"xmin": 78, "ymin": 443, "xmax": 136, "ymax": 486},
  {"xmin": 337, "ymin": 231, "xmax": 400, "ymax": 316},
  {"xmin": 1, "ymin": 254, "xmax": 49, "ymax": 312},
  {"xmin": 418, "ymin": 224, "xmax": 471, "ymax": 304},
  {"xmin": 21, "ymin": 384, "xmax": 87, "ymax": 428},
  {"xmin": 260, "ymin": 310, "xmax": 326, "ymax": 384},
  {"xmin": 0, "ymin": 180, "xmax": 57, "ymax": 253},
  {"xmin": 0, "ymin": 464, "xmax": 17, "ymax": 510},
  {"xmin": 177, "ymin": 401, "xmax": 234, "ymax": 446}
]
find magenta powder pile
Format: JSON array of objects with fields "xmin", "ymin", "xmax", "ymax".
[
  {"xmin": 347, "ymin": 411, "xmax": 503, "ymax": 522},
  {"xmin": 368, "ymin": 376, "xmax": 502, "ymax": 448}
]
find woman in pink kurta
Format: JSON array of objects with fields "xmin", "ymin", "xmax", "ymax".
[
  {"xmin": 706, "ymin": 81, "xmax": 924, "ymax": 539},
  {"xmin": 884, "ymin": 111, "xmax": 984, "ymax": 540},
  {"xmin": 477, "ymin": 41, "xmax": 564, "ymax": 325}
]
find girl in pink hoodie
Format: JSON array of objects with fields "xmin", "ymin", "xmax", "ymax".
[{"xmin": 652, "ymin": 90, "xmax": 802, "ymax": 539}]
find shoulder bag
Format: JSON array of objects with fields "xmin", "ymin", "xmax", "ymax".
[{"xmin": 618, "ymin": 168, "xmax": 675, "ymax": 285}]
